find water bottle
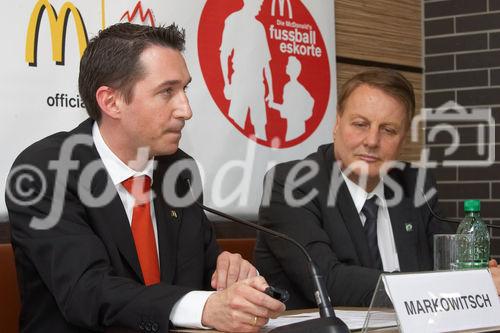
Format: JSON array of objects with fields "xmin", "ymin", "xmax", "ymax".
[{"xmin": 456, "ymin": 200, "xmax": 490, "ymax": 269}]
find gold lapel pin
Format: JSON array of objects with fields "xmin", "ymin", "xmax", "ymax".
[{"xmin": 170, "ymin": 210, "xmax": 178, "ymax": 219}]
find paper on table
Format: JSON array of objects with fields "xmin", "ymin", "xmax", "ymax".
[{"xmin": 262, "ymin": 310, "xmax": 397, "ymax": 332}]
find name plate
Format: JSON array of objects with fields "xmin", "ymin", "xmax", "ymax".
[{"xmin": 383, "ymin": 269, "xmax": 500, "ymax": 332}]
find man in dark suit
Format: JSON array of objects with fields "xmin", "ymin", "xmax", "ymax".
[
  {"xmin": 6, "ymin": 23, "xmax": 284, "ymax": 333},
  {"xmin": 255, "ymin": 69, "xmax": 453, "ymax": 308}
]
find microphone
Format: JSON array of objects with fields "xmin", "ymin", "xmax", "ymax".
[
  {"xmin": 421, "ymin": 190, "xmax": 500, "ymax": 230},
  {"xmin": 183, "ymin": 176, "xmax": 350, "ymax": 333}
]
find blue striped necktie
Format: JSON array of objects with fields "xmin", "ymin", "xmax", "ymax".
[{"xmin": 362, "ymin": 196, "xmax": 382, "ymax": 270}]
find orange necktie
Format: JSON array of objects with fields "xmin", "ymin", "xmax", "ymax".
[{"xmin": 122, "ymin": 175, "xmax": 160, "ymax": 285}]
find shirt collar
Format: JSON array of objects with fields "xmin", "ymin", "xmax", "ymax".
[
  {"xmin": 340, "ymin": 171, "xmax": 385, "ymax": 214},
  {"xmin": 92, "ymin": 122, "xmax": 155, "ymax": 186}
]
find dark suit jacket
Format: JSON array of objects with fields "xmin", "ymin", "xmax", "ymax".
[
  {"xmin": 255, "ymin": 144, "xmax": 452, "ymax": 308},
  {"xmin": 6, "ymin": 119, "xmax": 219, "ymax": 333}
]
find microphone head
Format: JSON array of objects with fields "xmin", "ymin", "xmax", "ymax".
[
  {"xmin": 179, "ymin": 169, "xmax": 192, "ymax": 185},
  {"xmin": 177, "ymin": 167, "xmax": 203, "ymax": 204}
]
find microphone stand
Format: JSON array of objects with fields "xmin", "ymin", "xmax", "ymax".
[
  {"xmin": 421, "ymin": 191, "xmax": 500, "ymax": 230},
  {"xmin": 186, "ymin": 179, "xmax": 350, "ymax": 333}
]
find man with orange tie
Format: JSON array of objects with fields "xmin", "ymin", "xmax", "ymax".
[{"xmin": 6, "ymin": 23, "xmax": 284, "ymax": 333}]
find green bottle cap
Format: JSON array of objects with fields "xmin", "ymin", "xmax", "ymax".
[{"xmin": 464, "ymin": 200, "xmax": 480, "ymax": 212}]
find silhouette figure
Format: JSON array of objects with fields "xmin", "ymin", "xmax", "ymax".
[
  {"xmin": 220, "ymin": 0, "xmax": 274, "ymax": 140},
  {"xmin": 269, "ymin": 56, "xmax": 314, "ymax": 141}
]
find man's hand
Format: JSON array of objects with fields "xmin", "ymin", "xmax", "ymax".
[
  {"xmin": 489, "ymin": 259, "xmax": 500, "ymax": 295},
  {"xmin": 211, "ymin": 251, "xmax": 257, "ymax": 290},
  {"xmin": 202, "ymin": 276, "xmax": 286, "ymax": 332}
]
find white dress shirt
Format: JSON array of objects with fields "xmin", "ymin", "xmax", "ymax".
[
  {"xmin": 340, "ymin": 172, "xmax": 401, "ymax": 272},
  {"xmin": 92, "ymin": 122, "xmax": 213, "ymax": 329}
]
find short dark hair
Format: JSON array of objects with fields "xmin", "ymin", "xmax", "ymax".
[
  {"xmin": 337, "ymin": 69, "xmax": 415, "ymax": 127},
  {"xmin": 79, "ymin": 23, "xmax": 185, "ymax": 121}
]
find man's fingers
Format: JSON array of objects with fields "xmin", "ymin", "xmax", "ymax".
[
  {"xmin": 214, "ymin": 252, "xmax": 261, "ymax": 290},
  {"xmin": 236, "ymin": 277, "xmax": 286, "ymax": 317},
  {"xmin": 215, "ymin": 251, "xmax": 244, "ymax": 289},
  {"xmin": 226, "ymin": 253, "xmax": 242, "ymax": 287},
  {"xmin": 211, "ymin": 271, "xmax": 217, "ymax": 289},
  {"xmin": 248, "ymin": 266, "xmax": 258, "ymax": 279},
  {"xmin": 245, "ymin": 275, "xmax": 269, "ymax": 291},
  {"xmin": 223, "ymin": 277, "xmax": 285, "ymax": 318},
  {"xmin": 216, "ymin": 253, "xmax": 230, "ymax": 290},
  {"xmin": 238, "ymin": 260, "xmax": 255, "ymax": 281},
  {"xmin": 489, "ymin": 259, "xmax": 498, "ymax": 267},
  {"xmin": 229, "ymin": 293, "xmax": 272, "ymax": 321},
  {"xmin": 202, "ymin": 278, "xmax": 285, "ymax": 332},
  {"xmin": 230, "ymin": 312, "xmax": 266, "ymax": 333},
  {"xmin": 241, "ymin": 313, "xmax": 268, "ymax": 329}
]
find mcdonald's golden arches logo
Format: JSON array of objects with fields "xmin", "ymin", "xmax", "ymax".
[{"xmin": 25, "ymin": 0, "xmax": 89, "ymax": 66}]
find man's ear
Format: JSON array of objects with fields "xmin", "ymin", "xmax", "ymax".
[
  {"xmin": 333, "ymin": 111, "xmax": 340, "ymax": 140},
  {"xmin": 96, "ymin": 86, "xmax": 121, "ymax": 119}
]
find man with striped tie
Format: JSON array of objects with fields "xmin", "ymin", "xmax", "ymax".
[{"xmin": 255, "ymin": 69, "xmax": 453, "ymax": 308}]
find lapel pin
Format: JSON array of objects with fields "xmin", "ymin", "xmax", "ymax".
[
  {"xmin": 405, "ymin": 223, "xmax": 413, "ymax": 232},
  {"xmin": 170, "ymin": 210, "xmax": 178, "ymax": 219}
]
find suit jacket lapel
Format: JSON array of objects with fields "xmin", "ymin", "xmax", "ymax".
[
  {"xmin": 336, "ymin": 184, "xmax": 375, "ymax": 268},
  {"xmin": 153, "ymin": 157, "xmax": 182, "ymax": 283},
  {"xmin": 93, "ymin": 168, "xmax": 144, "ymax": 281},
  {"xmin": 328, "ymin": 160, "xmax": 374, "ymax": 268},
  {"xmin": 385, "ymin": 185, "xmax": 419, "ymax": 272},
  {"xmin": 74, "ymin": 119, "xmax": 144, "ymax": 282}
]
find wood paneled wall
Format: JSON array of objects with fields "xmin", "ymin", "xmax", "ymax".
[
  {"xmin": 335, "ymin": 0, "xmax": 423, "ymax": 162},
  {"xmin": 335, "ymin": 0, "xmax": 421, "ymax": 67}
]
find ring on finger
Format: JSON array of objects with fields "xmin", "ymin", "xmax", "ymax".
[{"xmin": 252, "ymin": 316, "xmax": 258, "ymax": 326}]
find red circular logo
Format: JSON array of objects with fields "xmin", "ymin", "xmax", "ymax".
[{"xmin": 198, "ymin": 0, "xmax": 330, "ymax": 148}]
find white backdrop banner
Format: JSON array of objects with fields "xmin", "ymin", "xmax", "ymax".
[{"xmin": 0, "ymin": 0, "xmax": 336, "ymax": 218}]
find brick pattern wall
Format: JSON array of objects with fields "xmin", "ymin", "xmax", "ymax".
[{"xmin": 424, "ymin": 0, "xmax": 500, "ymax": 261}]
